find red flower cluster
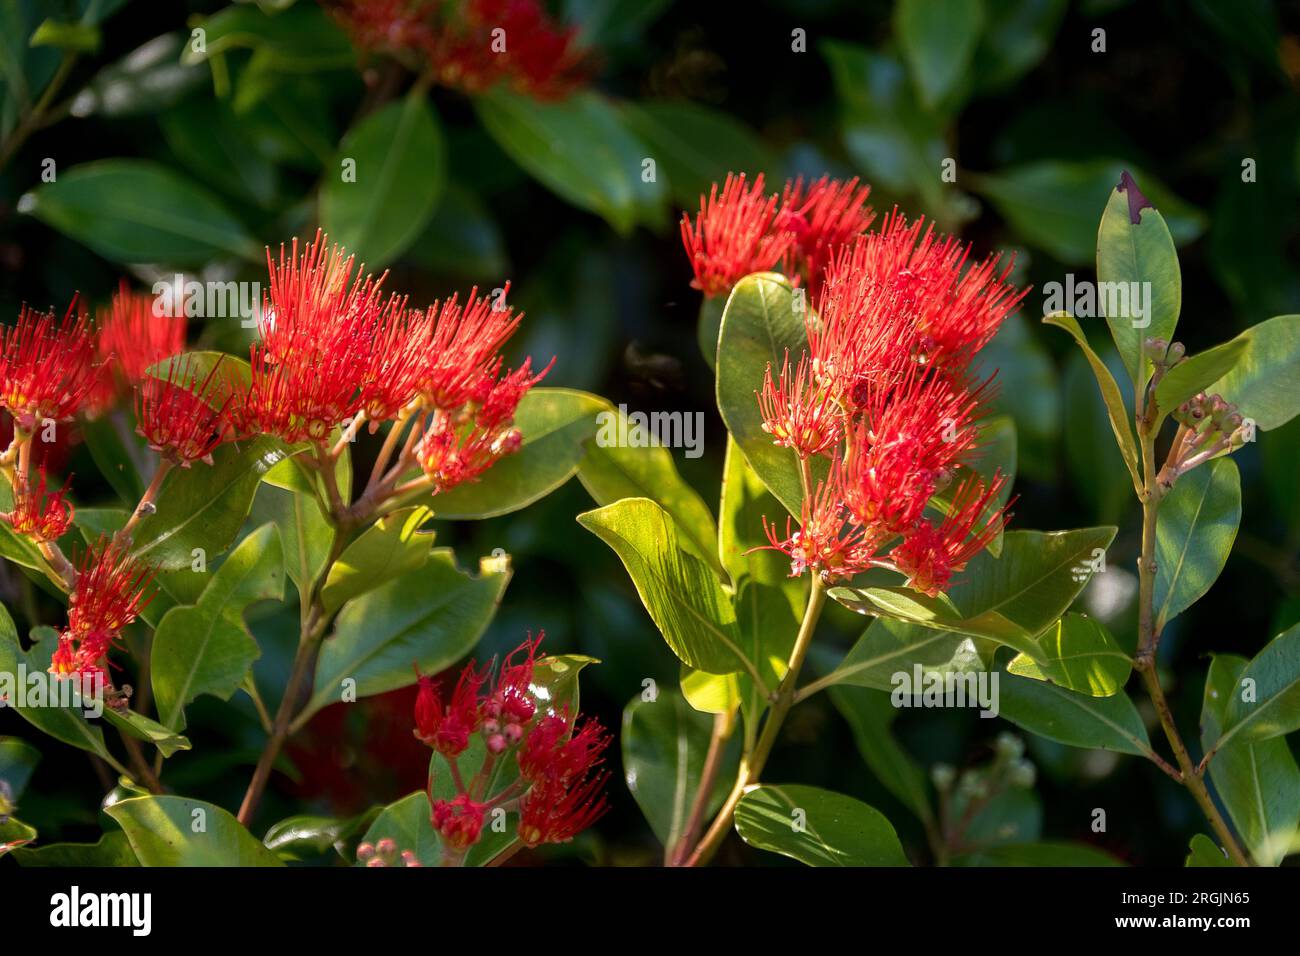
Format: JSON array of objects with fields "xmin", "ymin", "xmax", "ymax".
[
  {"xmin": 0, "ymin": 467, "xmax": 73, "ymax": 542},
  {"xmin": 89, "ymin": 283, "xmax": 187, "ymax": 414},
  {"xmin": 235, "ymin": 234, "xmax": 547, "ymax": 496},
  {"xmin": 686, "ymin": 174, "xmax": 1029, "ymax": 595},
  {"xmin": 413, "ymin": 633, "xmax": 609, "ymax": 857},
  {"xmin": 680, "ymin": 173, "xmax": 874, "ymax": 300},
  {"xmin": 136, "ymin": 356, "xmax": 232, "ymax": 467},
  {"xmin": 330, "ymin": 0, "xmax": 590, "ymax": 99},
  {"xmin": 50, "ymin": 538, "xmax": 154, "ymax": 695},
  {"xmin": 0, "ymin": 301, "xmax": 98, "ymax": 430}
]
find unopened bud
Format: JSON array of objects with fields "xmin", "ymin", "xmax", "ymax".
[
  {"xmin": 930, "ymin": 763, "xmax": 956, "ymax": 791},
  {"xmin": 1143, "ymin": 337, "xmax": 1168, "ymax": 360},
  {"xmin": 1009, "ymin": 760, "xmax": 1037, "ymax": 789},
  {"xmin": 486, "ymin": 733, "xmax": 507, "ymax": 754},
  {"xmin": 995, "ymin": 731, "xmax": 1024, "ymax": 760},
  {"xmin": 356, "ymin": 842, "xmax": 375, "ymax": 861},
  {"xmin": 1165, "ymin": 341, "xmax": 1185, "ymax": 363}
]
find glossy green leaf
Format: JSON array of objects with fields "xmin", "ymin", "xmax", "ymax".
[
  {"xmin": 475, "ymin": 88, "xmax": 665, "ymax": 234},
  {"xmin": 418, "ymin": 388, "xmax": 605, "ymax": 519},
  {"xmin": 1096, "ymin": 177, "xmax": 1182, "ymax": 389},
  {"xmin": 248, "ymin": 479, "xmax": 332, "ymax": 597},
  {"xmin": 954, "ymin": 841, "xmax": 1125, "ymax": 866},
  {"xmin": 1154, "ymin": 458, "xmax": 1240, "ymax": 631},
  {"xmin": 321, "ymin": 506, "xmax": 433, "ymax": 613},
  {"xmin": 106, "ymin": 795, "xmax": 284, "ymax": 866},
  {"xmin": 263, "ymin": 811, "xmax": 378, "ymax": 863},
  {"xmin": 320, "ymin": 92, "xmax": 445, "ymax": 268},
  {"xmin": 151, "ymin": 523, "xmax": 284, "ymax": 730},
  {"xmin": 302, "ymin": 550, "xmax": 511, "ymax": 723},
  {"xmin": 578, "ymin": 497, "xmax": 746, "ymax": 675},
  {"xmin": 895, "ymin": 0, "xmax": 983, "ymax": 109},
  {"xmin": 622, "ymin": 690, "xmax": 734, "ymax": 852},
  {"xmin": 12, "ymin": 831, "xmax": 138, "ymax": 867},
  {"xmin": 102, "ymin": 708, "xmax": 190, "ymax": 758},
  {"xmin": 129, "ymin": 436, "xmax": 289, "ymax": 572},
  {"xmin": 970, "ymin": 160, "xmax": 1204, "ymax": 266},
  {"xmin": 829, "ymin": 685, "xmax": 934, "ymax": 827},
  {"xmin": 998, "ymin": 670, "xmax": 1152, "ymax": 756},
  {"xmin": 0, "ymin": 737, "xmax": 39, "ymax": 805},
  {"xmin": 1207, "ymin": 314, "xmax": 1300, "ymax": 430},
  {"xmin": 1007, "ymin": 613, "xmax": 1132, "ymax": 697},
  {"xmin": 817, "ymin": 617, "xmax": 984, "ymax": 693},
  {"xmin": 1201, "ymin": 654, "xmax": 1299, "ymax": 866},
  {"xmin": 1043, "ymin": 312, "xmax": 1140, "ymax": 490},
  {"xmin": 1185, "ymin": 834, "xmax": 1233, "ymax": 867},
  {"xmin": 1214, "ymin": 621, "xmax": 1300, "ymax": 748},
  {"xmin": 357, "ymin": 791, "xmax": 441, "ymax": 866},
  {"xmin": 621, "ymin": 100, "xmax": 775, "ymax": 209},
  {"xmin": 578, "ymin": 401, "xmax": 721, "ymax": 577},
  {"xmin": 18, "ymin": 160, "xmax": 260, "ymax": 265},
  {"xmin": 80, "ymin": 414, "xmax": 148, "ymax": 504},
  {"xmin": 734, "ymin": 784, "xmax": 910, "ymax": 866},
  {"xmin": 716, "ymin": 272, "xmax": 826, "ymax": 517},
  {"xmin": 830, "ymin": 527, "xmax": 1117, "ymax": 660}
]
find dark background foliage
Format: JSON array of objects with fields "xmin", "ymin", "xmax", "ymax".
[{"xmin": 2, "ymin": 0, "xmax": 1298, "ymax": 865}]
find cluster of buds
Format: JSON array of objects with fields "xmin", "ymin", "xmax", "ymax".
[
  {"xmin": 687, "ymin": 174, "xmax": 1024, "ymax": 595},
  {"xmin": 48, "ymin": 537, "xmax": 154, "ymax": 700},
  {"xmin": 931, "ymin": 733, "xmax": 1037, "ymax": 818},
  {"xmin": 1158, "ymin": 391, "xmax": 1253, "ymax": 489},
  {"xmin": 412, "ymin": 633, "xmax": 609, "ymax": 860},
  {"xmin": 329, "ymin": 0, "xmax": 590, "ymax": 99},
  {"xmin": 356, "ymin": 838, "xmax": 421, "ymax": 867},
  {"xmin": 681, "ymin": 173, "xmax": 875, "ymax": 300}
]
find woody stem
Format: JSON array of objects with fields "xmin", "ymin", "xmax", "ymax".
[{"xmin": 116, "ymin": 459, "xmax": 172, "ymax": 546}]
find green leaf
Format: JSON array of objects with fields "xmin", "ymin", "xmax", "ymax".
[
  {"xmin": 1154, "ymin": 338, "xmax": 1249, "ymax": 422},
  {"xmin": 1043, "ymin": 311, "xmax": 1140, "ymax": 490},
  {"xmin": 12, "ymin": 831, "xmax": 138, "ymax": 866},
  {"xmin": 817, "ymin": 617, "xmax": 985, "ymax": 693},
  {"xmin": 621, "ymin": 690, "xmax": 734, "ymax": 852},
  {"xmin": 718, "ymin": 436, "xmax": 806, "ymax": 617},
  {"xmin": 407, "ymin": 184, "xmax": 507, "ymax": 278},
  {"xmin": 30, "ymin": 20, "xmax": 100, "ymax": 52},
  {"xmin": 301, "ymin": 550, "xmax": 511, "ymax": 723},
  {"xmin": 1201, "ymin": 654, "xmax": 1299, "ymax": 866},
  {"xmin": 105, "ymin": 795, "xmax": 284, "ymax": 866},
  {"xmin": 734, "ymin": 784, "xmax": 910, "ymax": 866},
  {"xmin": 895, "ymin": 0, "xmax": 984, "ymax": 109},
  {"xmin": 320, "ymin": 91, "xmax": 445, "ymax": 268},
  {"xmin": 1185, "ymin": 833, "xmax": 1233, "ymax": 868},
  {"xmin": 970, "ymin": 0, "xmax": 1066, "ymax": 93},
  {"xmin": 67, "ymin": 33, "xmax": 205, "ymax": 119},
  {"xmin": 357, "ymin": 791, "xmax": 440, "ymax": 866},
  {"xmin": 263, "ymin": 811, "xmax": 377, "ymax": 863},
  {"xmin": 716, "ymin": 272, "xmax": 825, "ymax": 517},
  {"xmin": 0, "ymin": 620, "xmax": 112, "ymax": 763},
  {"xmin": 1154, "ymin": 458, "xmax": 1240, "ymax": 631},
  {"xmin": 129, "ymin": 436, "xmax": 289, "ymax": 572},
  {"xmin": 160, "ymin": 96, "xmax": 280, "ymax": 207},
  {"xmin": 418, "ymin": 388, "xmax": 605, "ymax": 519},
  {"xmin": 1207, "ymin": 314, "xmax": 1300, "ymax": 430},
  {"xmin": 248, "ymin": 479, "xmax": 332, "ymax": 597},
  {"xmin": 0, "ymin": 817, "xmax": 38, "ymax": 855},
  {"xmin": 828, "ymin": 685, "xmax": 934, "ymax": 827},
  {"xmin": 18, "ymin": 160, "xmax": 260, "ymax": 265},
  {"xmin": 101, "ymin": 708, "xmax": 190, "ymax": 758},
  {"xmin": 1095, "ymin": 176, "xmax": 1183, "ymax": 390},
  {"xmin": 181, "ymin": 3, "xmax": 353, "ymax": 69},
  {"xmin": 578, "ymin": 497, "xmax": 746, "ymax": 675},
  {"xmin": 321, "ymin": 506, "xmax": 433, "ymax": 613},
  {"xmin": 579, "ymin": 401, "xmax": 721, "ymax": 577},
  {"xmin": 151, "ymin": 523, "xmax": 284, "ymax": 730},
  {"xmin": 1214, "ymin": 621, "xmax": 1300, "ymax": 748},
  {"xmin": 1063, "ymin": 351, "xmax": 1132, "ymax": 523},
  {"xmin": 0, "ymin": 736, "xmax": 39, "ymax": 805},
  {"xmin": 830, "ymin": 527, "xmax": 1117, "ymax": 660},
  {"xmin": 969, "ymin": 160, "xmax": 1205, "ymax": 266},
  {"xmin": 80, "ymin": 414, "xmax": 148, "ymax": 504},
  {"xmin": 475, "ymin": 88, "xmax": 665, "ymax": 234},
  {"xmin": 954, "ymin": 841, "xmax": 1125, "ymax": 866},
  {"xmin": 1007, "ymin": 613, "xmax": 1132, "ymax": 697},
  {"xmin": 998, "ymin": 671, "xmax": 1152, "ymax": 756},
  {"xmin": 621, "ymin": 100, "xmax": 775, "ymax": 209}
]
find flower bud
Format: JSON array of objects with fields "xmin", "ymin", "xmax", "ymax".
[
  {"xmin": 995, "ymin": 731, "xmax": 1024, "ymax": 761},
  {"xmin": 1009, "ymin": 760, "xmax": 1037, "ymax": 789},
  {"xmin": 930, "ymin": 763, "xmax": 956, "ymax": 791}
]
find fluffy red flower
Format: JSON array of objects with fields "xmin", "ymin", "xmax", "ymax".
[
  {"xmin": 412, "ymin": 662, "xmax": 487, "ymax": 757},
  {"xmin": 762, "ymin": 463, "xmax": 872, "ymax": 582},
  {"xmin": 681, "ymin": 173, "xmax": 793, "ymax": 298},
  {"xmin": 759, "ymin": 351, "xmax": 843, "ymax": 459},
  {"xmin": 331, "ymin": 0, "xmax": 591, "ymax": 99},
  {"xmin": 51, "ymin": 538, "xmax": 154, "ymax": 688},
  {"xmin": 431, "ymin": 793, "xmax": 487, "ymax": 851},
  {"xmin": 1, "ymin": 466, "xmax": 73, "ymax": 541},
  {"xmin": 417, "ymin": 286, "xmax": 523, "ymax": 411},
  {"xmin": 135, "ymin": 357, "xmax": 231, "ymax": 466},
  {"xmin": 517, "ymin": 763, "xmax": 609, "ymax": 847},
  {"xmin": 890, "ymin": 473, "xmax": 1011, "ymax": 595},
  {"xmin": 0, "ymin": 301, "xmax": 99, "ymax": 427},
  {"xmin": 777, "ymin": 176, "xmax": 874, "ymax": 296},
  {"xmin": 92, "ymin": 283, "xmax": 187, "ymax": 408}
]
